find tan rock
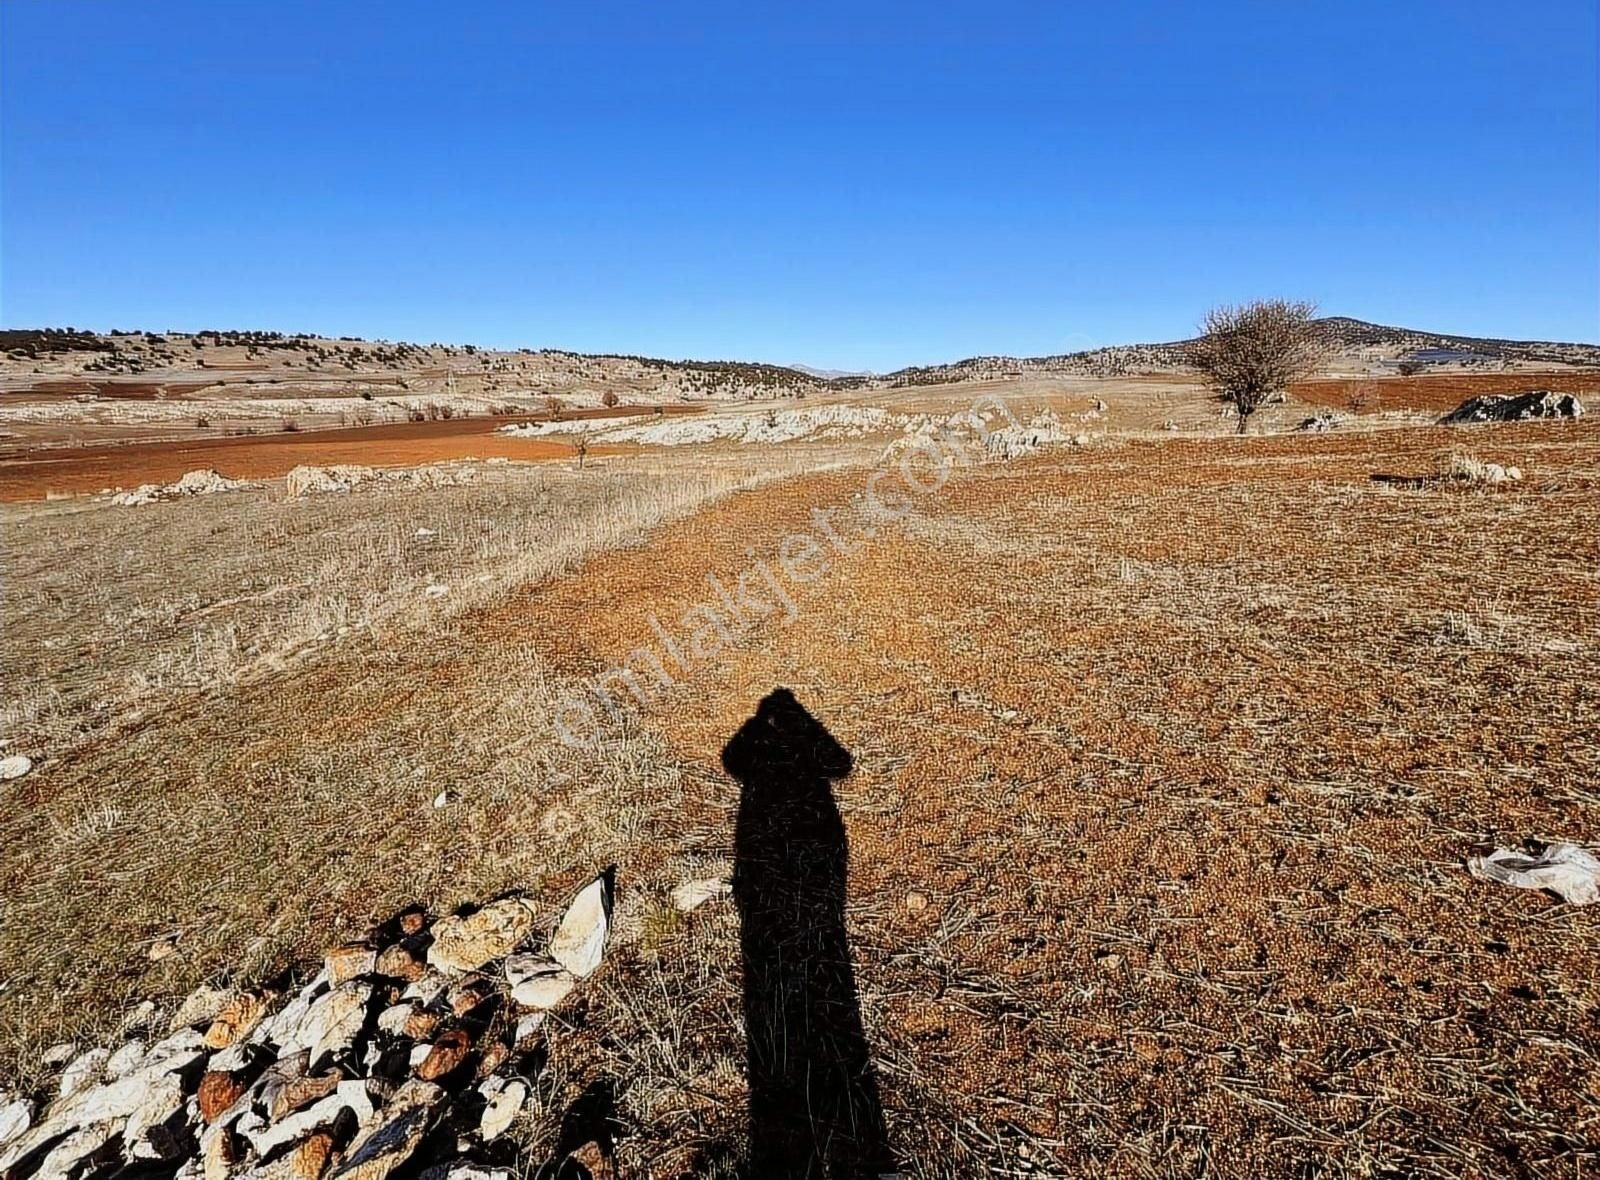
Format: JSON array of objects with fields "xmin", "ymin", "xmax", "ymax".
[
  {"xmin": 374, "ymin": 944, "xmax": 425, "ymax": 982},
  {"xmin": 292, "ymin": 1130, "xmax": 336, "ymax": 1180},
  {"xmin": 426, "ymin": 898, "xmax": 538, "ymax": 975},
  {"xmin": 414, "ymin": 1030, "xmax": 471, "ymax": 1081},
  {"xmin": 298, "ymin": 983, "xmax": 373, "ymax": 1069},
  {"xmin": 326, "ymin": 943, "xmax": 377, "ymax": 986},
  {"xmin": 570, "ymin": 1140, "xmax": 615, "ymax": 1180},
  {"xmin": 203, "ymin": 1123, "xmax": 240, "ymax": 1180},
  {"xmin": 171, "ymin": 984, "xmax": 232, "ymax": 1031},
  {"xmin": 398, "ymin": 909, "xmax": 428, "ymax": 936},
  {"xmin": 266, "ymin": 1071, "xmax": 341, "ymax": 1122},
  {"xmin": 205, "ymin": 992, "xmax": 271, "ymax": 1049},
  {"xmin": 474, "ymin": 1039, "xmax": 511, "ymax": 1078}
]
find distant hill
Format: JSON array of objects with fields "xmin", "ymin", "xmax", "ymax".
[
  {"xmin": 880, "ymin": 317, "xmax": 1600, "ymax": 387},
  {"xmin": 5, "ymin": 319, "xmax": 1596, "ymax": 399},
  {"xmin": 788, "ymin": 363, "xmax": 877, "ymax": 381}
]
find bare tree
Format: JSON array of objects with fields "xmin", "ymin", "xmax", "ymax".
[{"xmin": 1187, "ymin": 300, "xmax": 1325, "ymax": 433}]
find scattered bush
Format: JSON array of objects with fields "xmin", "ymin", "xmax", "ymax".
[{"xmin": 1186, "ymin": 299, "xmax": 1325, "ymax": 434}]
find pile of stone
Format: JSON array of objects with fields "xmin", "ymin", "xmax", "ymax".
[
  {"xmin": 284, "ymin": 465, "xmax": 478, "ymax": 498},
  {"xmin": 0, "ymin": 873, "xmax": 615, "ymax": 1180},
  {"xmin": 1441, "ymin": 390, "xmax": 1584, "ymax": 425},
  {"xmin": 111, "ymin": 469, "xmax": 251, "ymax": 507},
  {"xmin": 1296, "ymin": 410, "xmax": 1347, "ymax": 432}
]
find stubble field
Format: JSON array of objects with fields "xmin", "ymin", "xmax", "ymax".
[{"xmin": 1, "ymin": 395, "xmax": 1597, "ymax": 1176}]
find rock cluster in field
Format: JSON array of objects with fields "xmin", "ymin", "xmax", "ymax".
[
  {"xmin": 1441, "ymin": 390, "xmax": 1585, "ymax": 424},
  {"xmin": 0, "ymin": 873, "xmax": 615, "ymax": 1180},
  {"xmin": 110, "ymin": 469, "xmax": 252, "ymax": 507},
  {"xmin": 284, "ymin": 465, "xmax": 479, "ymax": 498}
]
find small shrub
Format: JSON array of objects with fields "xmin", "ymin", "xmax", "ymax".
[{"xmin": 280, "ymin": 418, "xmax": 301, "ymax": 433}]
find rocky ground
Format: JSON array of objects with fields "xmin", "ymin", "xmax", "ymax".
[{"xmin": 0, "ymin": 875, "xmax": 635, "ymax": 1180}]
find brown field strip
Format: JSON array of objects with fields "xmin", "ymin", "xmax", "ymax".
[{"xmin": 1294, "ymin": 368, "xmax": 1600, "ymax": 414}]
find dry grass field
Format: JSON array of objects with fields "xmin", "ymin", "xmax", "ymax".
[{"xmin": 3, "ymin": 399, "xmax": 1597, "ymax": 1175}]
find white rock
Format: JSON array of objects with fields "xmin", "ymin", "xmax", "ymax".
[
  {"xmin": 432, "ymin": 790, "xmax": 450, "ymax": 809},
  {"xmin": 31, "ymin": 1121, "xmax": 119, "ymax": 1180},
  {"xmin": 408, "ymin": 1043, "xmax": 432, "ymax": 1068},
  {"xmin": 402, "ymin": 972, "xmax": 451, "ymax": 1006},
  {"xmin": 40, "ymin": 1043, "xmax": 77, "ymax": 1067},
  {"xmin": 670, "ymin": 878, "xmax": 731, "ymax": 912},
  {"xmin": 0, "ymin": 1098, "xmax": 35, "ymax": 1147},
  {"xmin": 508, "ymin": 959, "xmax": 575, "ymax": 1011},
  {"xmin": 58, "ymin": 1049, "xmax": 110, "ymax": 1099},
  {"xmin": 424, "ymin": 584, "xmax": 450, "ymax": 599},
  {"xmin": 285, "ymin": 464, "xmax": 378, "ymax": 497},
  {"xmin": 0, "ymin": 755, "xmax": 32, "ymax": 781},
  {"xmin": 208, "ymin": 1042, "xmax": 255, "ymax": 1073},
  {"xmin": 119, "ymin": 999, "xmax": 159, "ymax": 1034},
  {"xmin": 425, "ymin": 1167, "xmax": 512, "ymax": 1180},
  {"xmin": 296, "ymin": 983, "xmax": 373, "ymax": 1069},
  {"xmin": 415, "ymin": 527, "xmax": 436, "ymax": 538},
  {"xmin": 512, "ymin": 1013, "xmax": 546, "ymax": 1046},
  {"xmin": 376, "ymin": 1003, "xmax": 417, "ymax": 1036},
  {"xmin": 105, "ymin": 1039, "xmax": 146, "ymax": 1078},
  {"xmin": 140, "ymin": 1028, "xmax": 207, "ymax": 1076},
  {"xmin": 123, "ymin": 1072, "xmax": 185, "ymax": 1160},
  {"xmin": 549, "ymin": 873, "xmax": 612, "ymax": 978},
  {"xmin": 477, "ymin": 1077, "xmax": 527, "ymax": 1141},
  {"xmin": 243, "ymin": 1080, "xmax": 373, "ymax": 1159}
]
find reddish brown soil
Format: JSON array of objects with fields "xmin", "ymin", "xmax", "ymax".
[
  {"xmin": 0, "ymin": 410, "xmax": 682, "ymax": 500},
  {"xmin": 1294, "ymin": 369, "xmax": 1600, "ymax": 414}
]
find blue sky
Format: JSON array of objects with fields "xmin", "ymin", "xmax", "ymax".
[{"xmin": 2, "ymin": 1, "xmax": 1595, "ymax": 370}]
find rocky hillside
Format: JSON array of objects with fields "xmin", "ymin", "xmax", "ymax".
[
  {"xmin": 0, "ymin": 329, "xmax": 831, "ymax": 404},
  {"xmin": 880, "ymin": 318, "xmax": 1600, "ymax": 387}
]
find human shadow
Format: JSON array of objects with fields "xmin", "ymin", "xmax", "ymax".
[{"xmin": 722, "ymin": 688, "xmax": 892, "ymax": 1178}]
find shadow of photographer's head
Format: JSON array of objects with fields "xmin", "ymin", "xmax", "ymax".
[{"xmin": 721, "ymin": 688, "xmax": 852, "ymax": 783}]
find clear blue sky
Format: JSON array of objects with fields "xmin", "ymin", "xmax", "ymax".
[{"xmin": 3, "ymin": 1, "xmax": 1595, "ymax": 370}]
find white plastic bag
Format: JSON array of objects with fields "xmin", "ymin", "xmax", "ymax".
[{"xmin": 1468, "ymin": 844, "xmax": 1600, "ymax": 906}]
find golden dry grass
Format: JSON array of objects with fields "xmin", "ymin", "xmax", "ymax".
[{"xmin": 2, "ymin": 418, "xmax": 1597, "ymax": 1175}]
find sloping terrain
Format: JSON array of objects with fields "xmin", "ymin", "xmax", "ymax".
[{"xmin": 4, "ymin": 420, "xmax": 1596, "ymax": 1175}]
